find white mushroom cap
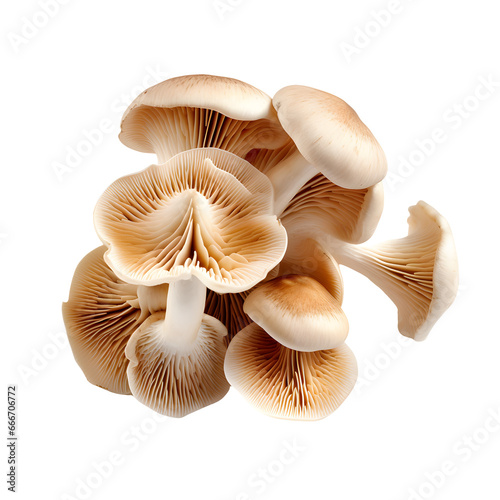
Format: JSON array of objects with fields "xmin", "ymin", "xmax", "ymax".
[
  {"xmin": 125, "ymin": 312, "xmax": 229, "ymax": 417},
  {"xmin": 120, "ymin": 74, "xmax": 289, "ymax": 163},
  {"xmin": 273, "ymin": 85, "xmax": 387, "ymax": 189},
  {"xmin": 94, "ymin": 148, "xmax": 287, "ymax": 293},
  {"xmin": 329, "ymin": 201, "xmax": 459, "ymax": 341},
  {"xmin": 280, "ymin": 174, "xmax": 384, "ymax": 244},
  {"xmin": 62, "ymin": 246, "xmax": 167, "ymax": 394},
  {"xmin": 243, "ymin": 275, "xmax": 348, "ymax": 352},
  {"xmin": 224, "ymin": 323, "xmax": 357, "ymax": 421}
]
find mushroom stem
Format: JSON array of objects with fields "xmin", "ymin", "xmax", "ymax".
[
  {"xmin": 326, "ymin": 241, "xmax": 379, "ymax": 277},
  {"xmin": 160, "ymin": 277, "xmax": 207, "ymax": 350},
  {"xmin": 266, "ymin": 151, "xmax": 317, "ymax": 215}
]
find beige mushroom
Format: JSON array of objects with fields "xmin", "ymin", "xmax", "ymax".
[
  {"xmin": 224, "ymin": 323, "xmax": 357, "ymax": 420},
  {"xmin": 62, "ymin": 246, "xmax": 167, "ymax": 394},
  {"xmin": 119, "ymin": 74, "xmax": 289, "ymax": 163},
  {"xmin": 267, "ymin": 85, "xmax": 387, "ymax": 213},
  {"xmin": 125, "ymin": 311, "xmax": 229, "ymax": 417},
  {"xmin": 244, "ymin": 275, "xmax": 348, "ymax": 352},
  {"xmin": 93, "ymin": 148, "xmax": 287, "ymax": 415},
  {"xmin": 325, "ymin": 201, "xmax": 458, "ymax": 341}
]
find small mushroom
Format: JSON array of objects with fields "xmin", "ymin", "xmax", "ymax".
[
  {"xmin": 326, "ymin": 201, "xmax": 458, "ymax": 341},
  {"xmin": 94, "ymin": 148, "xmax": 287, "ymax": 415},
  {"xmin": 62, "ymin": 246, "xmax": 167, "ymax": 394},
  {"xmin": 267, "ymin": 85, "xmax": 387, "ymax": 213},
  {"xmin": 125, "ymin": 306, "xmax": 229, "ymax": 417},
  {"xmin": 224, "ymin": 323, "xmax": 357, "ymax": 421},
  {"xmin": 243, "ymin": 275, "xmax": 348, "ymax": 352},
  {"xmin": 119, "ymin": 74, "xmax": 289, "ymax": 163}
]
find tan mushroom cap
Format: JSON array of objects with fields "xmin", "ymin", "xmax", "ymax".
[
  {"xmin": 280, "ymin": 174, "xmax": 384, "ymax": 244},
  {"xmin": 273, "ymin": 85, "xmax": 387, "ymax": 189},
  {"xmin": 224, "ymin": 323, "xmax": 357, "ymax": 421},
  {"xmin": 244, "ymin": 275, "xmax": 348, "ymax": 352},
  {"xmin": 277, "ymin": 237, "xmax": 344, "ymax": 304},
  {"xmin": 330, "ymin": 201, "xmax": 458, "ymax": 341},
  {"xmin": 120, "ymin": 74, "xmax": 289, "ymax": 162},
  {"xmin": 125, "ymin": 312, "xmax": 229, "ymax": 417},
  {"xmin": 94, "ymin": 148, "xmax": 287, "ymax": 293},
  {"xmin": 62, "ymin": 246, "xmax": 167, "ymax": 394}
]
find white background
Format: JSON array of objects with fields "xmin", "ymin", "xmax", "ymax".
[{"xmin": 2, "ymin": 1, "xmax": 500, "ymax": 499}]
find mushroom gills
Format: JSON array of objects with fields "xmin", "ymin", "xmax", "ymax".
[
  {"xmin": 224, "ymin": 323, "xmax": 357, "ymax": 421},
  {"xmin": 126, "ymin": 312, "xmax": 229, "ymax": 417},
  {"xmin": 122, "ymin": 106, "xmax": 287, "ymax": 163}
]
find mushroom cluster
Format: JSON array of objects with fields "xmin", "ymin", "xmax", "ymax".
[{"xmin": 63, "ymin": 75, "xmax": 459, "ymax": 420}]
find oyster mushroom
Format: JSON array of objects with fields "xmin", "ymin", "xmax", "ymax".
[
  {"xmin": 119, "ymin": 74, "xmax": 289, "ymax": 164},
  {"xmin": 62, "ymin": 246, "xmax": 167, "ymax": 394},
  {"xmin": 125, "ymin": 308, "xmax": 229, "ymax": 417},
  {"xmin": 268, "ymin": 85, "xmax": 387, "ymax": 214},
  {"xmin": 243, "ymin": 274, "xmax": 349, "ymax": 352},
  {"xmin": 224, "ymin": 323, "xmax": 357, "ymax": 421},
  {"xmin": 325, "ymin": 201, "xmax": 458, "ymax": 341},
  {"xmin": 94, "ymin": 148, "xmax": 287, "ymax": 415}
]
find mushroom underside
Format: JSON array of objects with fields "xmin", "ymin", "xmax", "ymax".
[
  {"xmin": 126, "ymin": 312, "xmax": 229, "ymax": 417},
  {"xmin": 121, "ymin": 106, "xmax": 287, "ymax": 162},
  {"xmin": 224, "ymin": 323, "xmax": 357, "ymax": 420}
]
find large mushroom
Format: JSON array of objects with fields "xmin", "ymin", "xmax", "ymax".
[
  {"xmin": 62, "ymin": 246, "xmax": 167, "ymax": 394},
  {"xmin": 224, "ymin": 323, "xmax": 357, "ymax": 421},
  {"xmin": 119, "ymin": 74, "xmax": 289, "ymax": 164},
  {"xmin": 324, "ymin": 201, "xmax": 459, "ymax": 341},
  {"xmin": 93, "ymin": 147, "xmax": 288, "ymax": 415},
  {"xmin": 267, "ymin": 85, "xmax": 387, "ymax": 214}
]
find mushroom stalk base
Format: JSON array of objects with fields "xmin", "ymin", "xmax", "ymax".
[
  {"xmin": 323, "ymin": 238, "xmax": 398, "ymax": 293},
  {"xmin": 266, "ymin": 153, "xmax": 318, "ymax": 216},
  {"xmin": 325, "ymin": 240, "xmax": 371, "ymax": 274},
  {"xmin": 160, "ymin": 277, "xmax": 207, "ymax": 351}
]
